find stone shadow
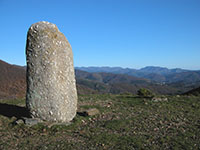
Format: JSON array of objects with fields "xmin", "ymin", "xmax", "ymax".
[
  {"xmin": 0, "ymin": 103, "xmax": 30, "ymax": 119},
  {"xmin": 77, "ymin": 111, "xmax": 87, "ymax": 117}
]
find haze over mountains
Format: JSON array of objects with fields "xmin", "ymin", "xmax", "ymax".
[{"xmin": 1, "ymin": 59, "xmax": 200, "ymax": 99}]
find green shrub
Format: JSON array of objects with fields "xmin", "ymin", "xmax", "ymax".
[{"xmin": 137, "ymin": 88, "xmax": 154, "ymax": 97}]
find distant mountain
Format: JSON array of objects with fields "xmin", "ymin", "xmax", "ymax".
[
  {"xmin": 0, "ymin": 60, "xmax": 26, "ymax": 99},
  {"xmin": 75, "ymin": 70, "xmax": 184, "ymax": 95},
  {"xmin": 75, "ymin": 69, "xmax": 150, "ymax": 84},
  {"xmin": 140, "ymin": 66, "xmax": 188, "ymax": 75},
  {"xmin": 76, "ymin": 66, "xmax": 136, "ymax": 75},
  {"xmin": 76, "ymin": 66, "xmax": 188, "ymax": 75},
  {"xmin": 76, "ymin": 66, "xmax": 200, "ymax": 84}
]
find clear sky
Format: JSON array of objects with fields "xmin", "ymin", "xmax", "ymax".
[{"xmin": 0, "ymin": 0, "xmax": 200, "ymax": 70}]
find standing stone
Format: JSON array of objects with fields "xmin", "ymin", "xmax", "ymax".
[{"xmin": 26, "ymin": 21, "xmax": 77, "ymax": 122}]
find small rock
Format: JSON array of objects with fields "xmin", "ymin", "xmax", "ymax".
[
  {"xmin": 107, "ymin": 105, "xmax": 111, "ymax": 108},
  {"xmin": 108, "ymin": 102, "xmax": 112, "ymax": 105},
  {"xmin": 22, "ymin": 117, "xmax": 42, "ymax": 126},
  {"xmin": 15, "ymin": 119, "xmax": 24, "ymax": 125},
  {"xmin": 81, "ymin": 120, "xmax": 86, "ymax": 123},
  {"xmin": 163, "ymin": 98, "xmax": 168, "ymax": 101},
  {"xmin": 11, "ymin": 116, "xmax": 17, "ymax": 121},
  {"xmin": 152, "ymin": 97, "xmax": 161, "ymax": 102},
  {"xmin": 152, "ymin": 97, "xmax": 168, "ymax": 102},
  {"xmin": 84, "ymin": 108, "xmax": 100, "ymax": 116}
]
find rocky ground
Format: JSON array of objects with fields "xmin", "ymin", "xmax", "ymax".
[{"xmin": 0, "ymin": 94, "xmax": 200, "ymax": 150}]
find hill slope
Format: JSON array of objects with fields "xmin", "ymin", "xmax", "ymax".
[
  {"xmin": 183, "ymin": 86, "xmax": 200, "ymax": 96},
  {"xmin": 0, "ymin": 60, "xmax": 26, "ymax": 99}
]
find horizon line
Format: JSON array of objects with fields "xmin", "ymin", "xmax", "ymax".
[{"xmin": 0, "ymin": 58, "xmax": 199, "ymax": 71}]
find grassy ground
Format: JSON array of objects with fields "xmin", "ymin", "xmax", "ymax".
[{"xmin": 0, "ymin": 94, "xmax": 200, "ymax": 150}]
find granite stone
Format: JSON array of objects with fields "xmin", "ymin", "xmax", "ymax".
[{"xmin": 26, "ymin": 21, "xmax": 77, "ymax": 122}]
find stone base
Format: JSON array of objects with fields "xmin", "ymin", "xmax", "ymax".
[
  {"xmin": 14, "ymin": 117, "xmax": 42, "ymax": 126},
  {"xmin": 13, "ymin": 117, "xmax": 72, "ymax": 127}
]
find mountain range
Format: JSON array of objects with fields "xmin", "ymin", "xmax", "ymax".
[
  {"xmin": 75, "ymin": 69, "xmax": 181, "ymax": 95},
  {"xmin": 76, "ymin": 66, "xmax": 188, "ymax": 75},
  {"xmin": 1, "ymin": 59, "xmax": 200, "ymax": 99},
  {"xmin": 76, "ymin": 66, "xmax": 200, "ymax": 84}
]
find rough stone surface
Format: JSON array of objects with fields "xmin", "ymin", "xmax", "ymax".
[{"xmin": 26, "ymin": 21, "xmax": 77, "ymax": 122}]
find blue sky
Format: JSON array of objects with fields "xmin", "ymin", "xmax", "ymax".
[{"xmin": 0, "ymin": 0, "xmax": 200, "ymax": 69}]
